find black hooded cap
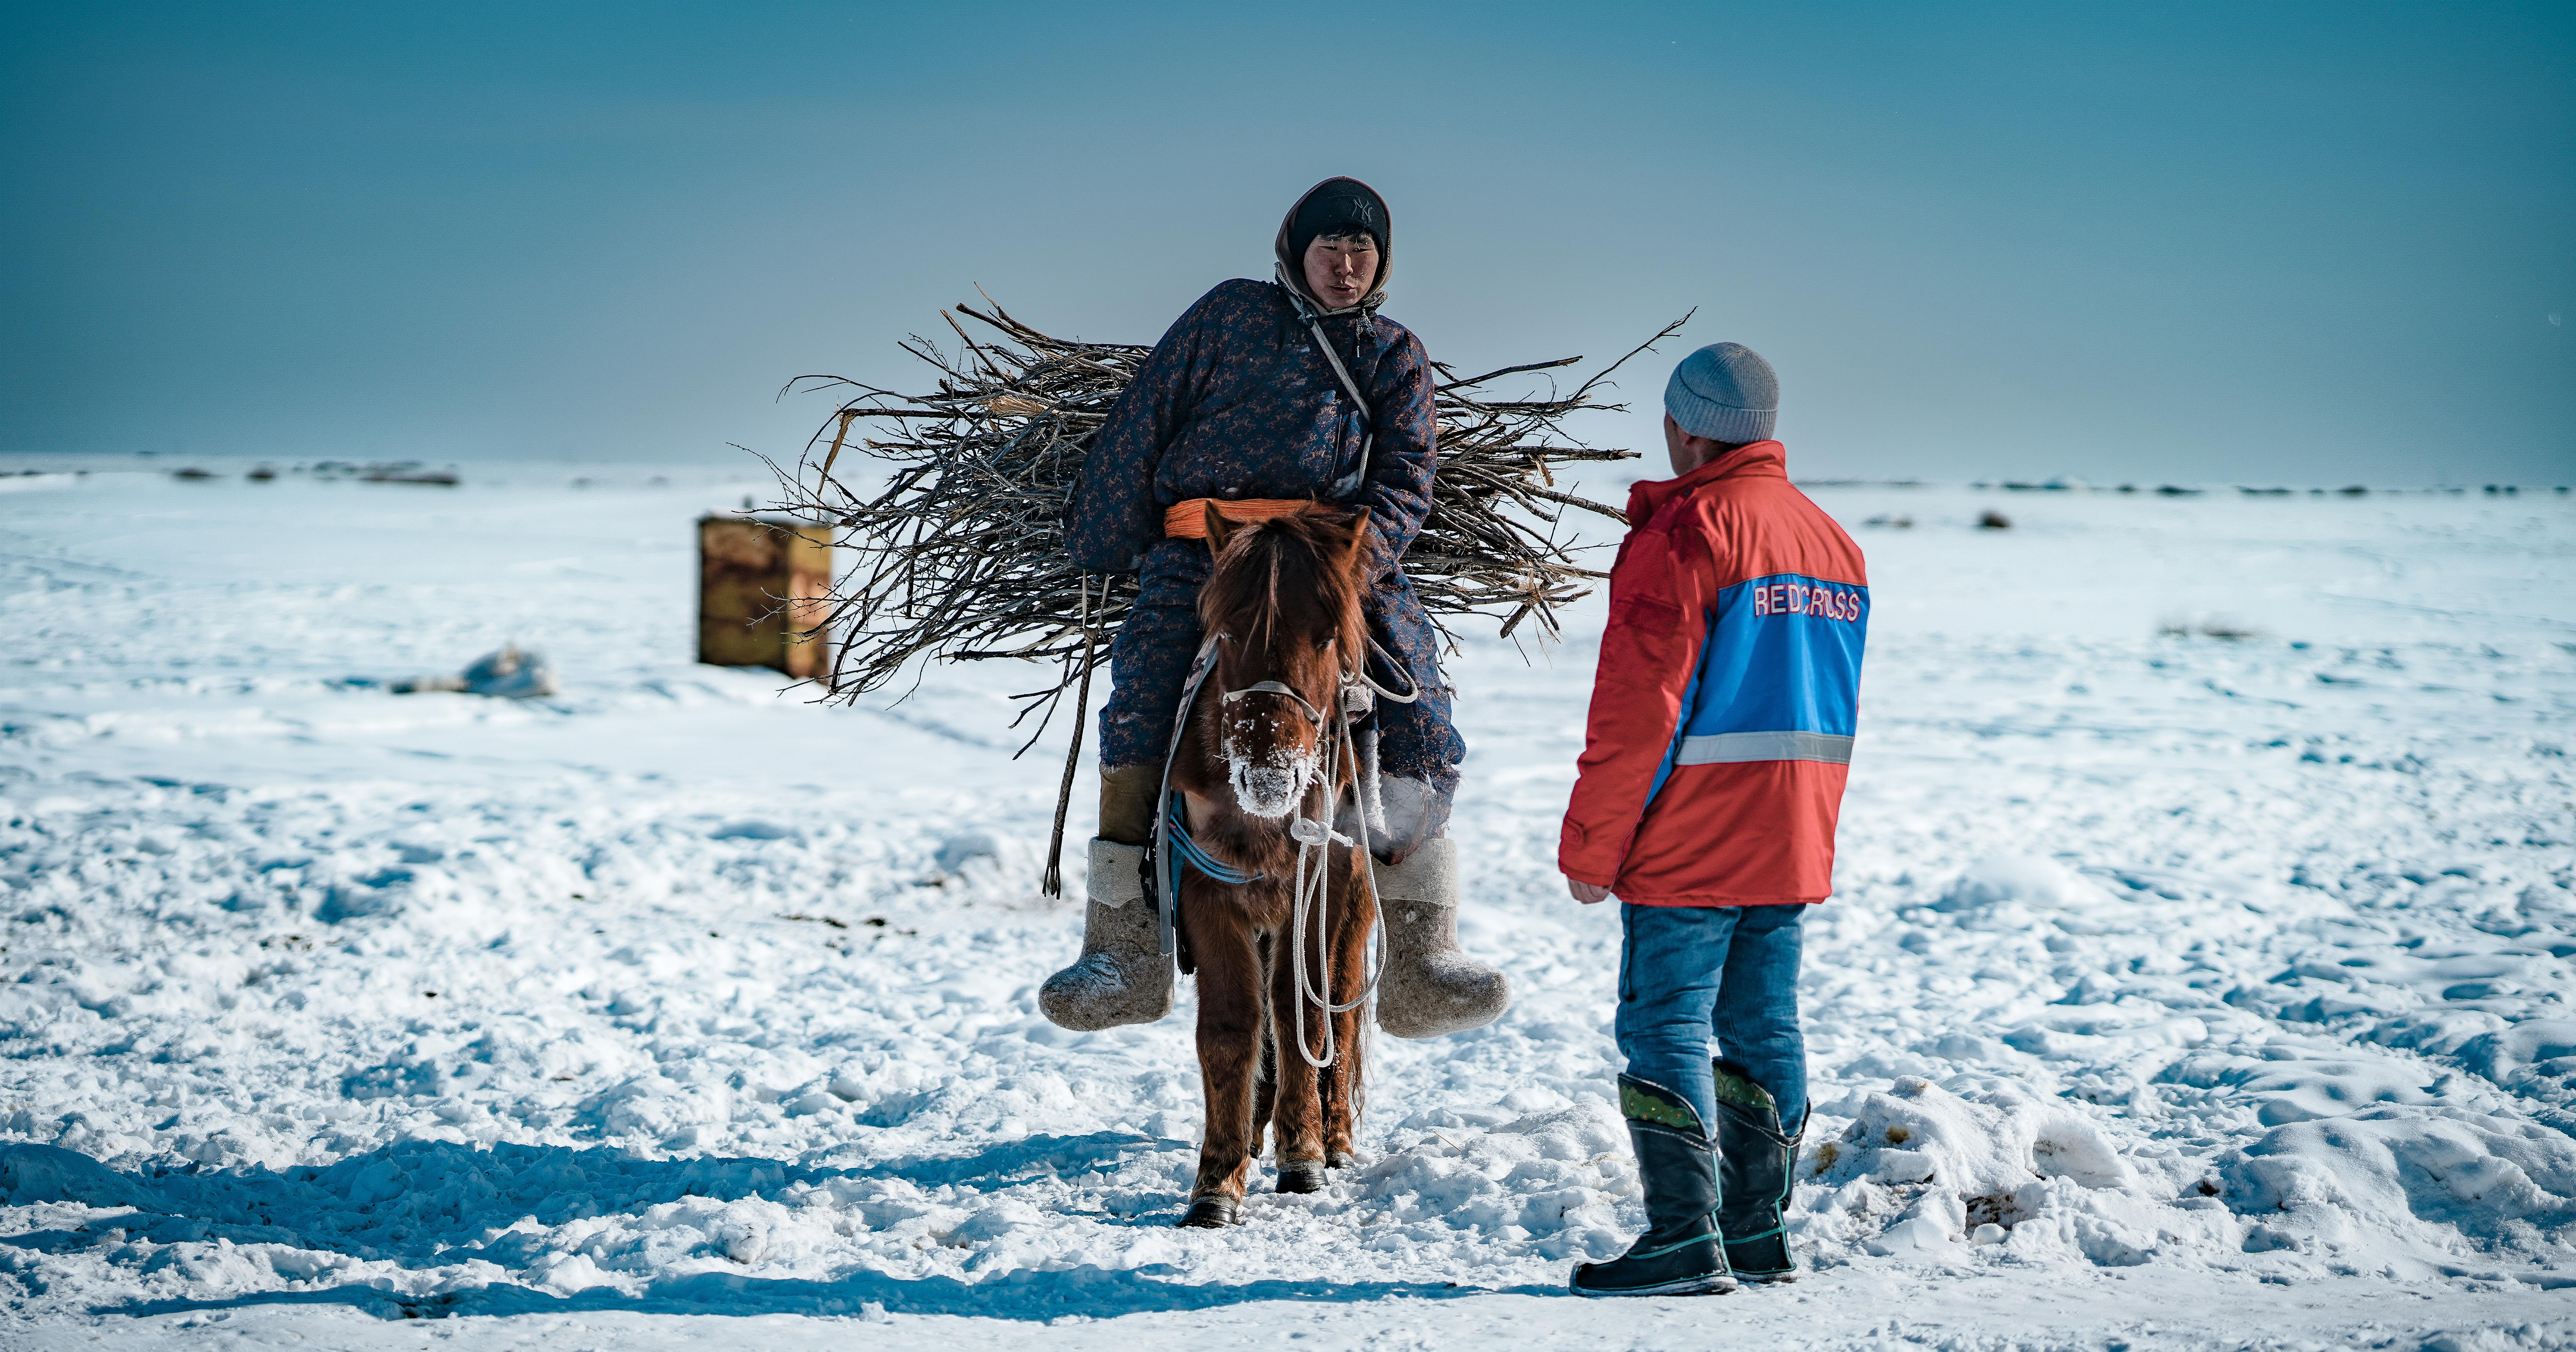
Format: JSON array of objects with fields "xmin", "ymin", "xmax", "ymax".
[{"xmin": 1274, "ymin": 177, "xmax": 1391, "ymax": 314}]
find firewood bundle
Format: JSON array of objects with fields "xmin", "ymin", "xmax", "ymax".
[{"xmin": 759, "ymin": 297, "xmax": 1685, "ymax": 750}]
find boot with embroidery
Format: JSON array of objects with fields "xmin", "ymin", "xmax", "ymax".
[
  {"xmin": 1039, "ymin": 767, "xmax": 1171, "ymax": 1031},
  {"xmin": 1712, "ymin": 1059, "xmax": 1803, "ymax": 1283},
  {"xmin": 1370, "ymin": 838, "xmax": 1510, "ymax": 1038},
  {"xmin": 1571, "ymin": 1074, "xmax": 1738, "ymax": 1298}
]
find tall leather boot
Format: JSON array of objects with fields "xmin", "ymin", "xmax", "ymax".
[
  {"xmin": 1571, "ymin": 1074, "xmax": 1738, "ymax": 1298},
  {"xmin": 1711, "ymin": 1059, "xmax": 1803, "ymax": 1283},
  {"xmin": 1038, "ymin": 767, "xmax": 1171, "ymax": 1031},
  {"xmin": 1371, "ymin": 838, "xmax": 1510, "ymax": 1038}
]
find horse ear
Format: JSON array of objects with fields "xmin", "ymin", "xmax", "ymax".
[
  {"xmin": 1202, "ymin": 501, "xmax": 1235, "ymax": 554},
  {"xmin": 1341, "ymin": 507, "xmax": 1374, "ymax": 571}
]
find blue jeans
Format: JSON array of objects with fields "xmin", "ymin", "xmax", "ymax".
[{"xmin": 1615, "ymin": 903, "xmax": 1808, "ymax": 1133}]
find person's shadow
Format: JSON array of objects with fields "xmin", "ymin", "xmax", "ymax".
[{"xmin": 1, "ymin": 1138, "xmax": 1548, "ymax": 1321}]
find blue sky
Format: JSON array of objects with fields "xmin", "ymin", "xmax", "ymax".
[{"xmin": 4, "ymin": 1, "xmax": 2570, "ymax": 483}]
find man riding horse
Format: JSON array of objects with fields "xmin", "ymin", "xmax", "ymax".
[{"xmin": 1041, "ymin": 177, "xmax": 1509, "ymax": 1040}]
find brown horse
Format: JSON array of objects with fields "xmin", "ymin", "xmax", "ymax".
[{"xmin": 1167, "ymin": 501, "xmax": 1380, "ymax": 1229}]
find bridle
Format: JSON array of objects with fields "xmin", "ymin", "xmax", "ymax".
[
  {"xmin": 1220, "ymin": 675, "xmax": 1331, "ymax": 727},
  {"xmin": 1156, "ymin": 628, "xmax": 1419, "ymax": 1069}
]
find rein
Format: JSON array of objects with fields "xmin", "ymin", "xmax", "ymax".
[{"xmin": 1278, "ymin": 671, "xmax": 1381, "ymax": 1071}]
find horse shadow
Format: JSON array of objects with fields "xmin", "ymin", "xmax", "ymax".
[{"xmin": 0, "ymin": 1138, "xmax": 1549, "ymax": 1321}]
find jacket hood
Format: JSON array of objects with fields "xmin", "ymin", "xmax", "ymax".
[{"xmin": 1274, "ymin": 176, "xmax": 1391, "ymax": 318}]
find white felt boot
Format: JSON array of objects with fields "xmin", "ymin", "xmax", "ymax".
[
  {"xmin": 1372, "ymin": 838, "xmax": 1510, "ymax": 1038},
  {"xmin": 1038, "ymin": 839, "xmax": 1171, "ymax": 1031}
]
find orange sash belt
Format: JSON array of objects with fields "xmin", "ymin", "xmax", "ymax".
[{"xmin": 1162, "ymin": 498, "xmax": 1311, "ymax": 538}]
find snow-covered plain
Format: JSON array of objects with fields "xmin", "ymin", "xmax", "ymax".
[{"xmin": 2, "ymin": 460, "xmax": 2572, "ymax": 1350}]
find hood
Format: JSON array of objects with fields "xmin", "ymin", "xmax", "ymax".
[{"xmin": 1273, "ymin": 176, "xmax": 1391, "ymax": 318}]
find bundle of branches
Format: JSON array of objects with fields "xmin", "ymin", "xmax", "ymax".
[
  {"xmin": 766, "ymin": 300, "xmax": 1684, "ymax": 709},
  {"xmin": 759, "ymin": 298, "xmax": 1682, "ymax": 885}
]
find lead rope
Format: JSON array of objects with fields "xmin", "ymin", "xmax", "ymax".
[{"xmin": 1284, "ymin": 677, "xmax": 1387, "ymax": 1071}]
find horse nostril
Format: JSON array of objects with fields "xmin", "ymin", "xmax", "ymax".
[{"xmin": 1227, "ymin": 754, "xmax": 1314, "ymax": 820}]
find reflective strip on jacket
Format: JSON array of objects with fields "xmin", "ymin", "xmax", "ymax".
[{"xmin": 1559, "ymin": 441, "xmax": 1868, "ymax": 905}]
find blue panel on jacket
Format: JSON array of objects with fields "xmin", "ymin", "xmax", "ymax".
[{"xmin": 1686, "ymin": 573, "xmax": 1869, "ymax": 738}]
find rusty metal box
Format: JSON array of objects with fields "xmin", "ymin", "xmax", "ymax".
[{"xmin": 697, "ymin": 514, "xmax": 833, "ymax": 678}]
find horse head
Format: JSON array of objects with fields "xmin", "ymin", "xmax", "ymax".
[{"xmin": 1196, "ymin": 501, "xmax": 1374, "ymax": 820}]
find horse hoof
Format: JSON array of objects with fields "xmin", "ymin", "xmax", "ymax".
[
  {"xmin": 1276, "ymin": 1160, "xmax": 1327, "ymax": 1194},
  {"xmin": 1327, "ymin": 1150, "xmax": 1358, "ymax": 1171},
  {"xmin": 1178, "ymin": 1198, "xmax": 1240, "ymax": 1228}
]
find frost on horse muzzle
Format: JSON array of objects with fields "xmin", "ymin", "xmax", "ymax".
[{"xmin": 1220, "ymin": 680, "xmax": 1328, "ymax": 820}]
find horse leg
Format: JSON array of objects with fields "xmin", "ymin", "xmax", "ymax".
[
  {"xmin": 1182, "ymin": 893, "xmax": 1263, "ymax": 1228},
  {"xmin": 1269, "ymin": 907, "xmax": 1330, "ymax": 1194},
  {"xmin": 1323, "ymin": 847, "xmax": 1376, "ymax": 1169}
]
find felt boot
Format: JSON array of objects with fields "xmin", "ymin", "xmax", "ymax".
[
  {"xmin": 1037, "ymin": 838, "xmax": 1170, "ymax": 1031},
  {"xmin": 1371, "ymin": 838, "xmax": 1510, "ymax": 1039},
  {"xmin": 1572, "ymin": 1074, "xmax": 1737, "ymax": 1297}
]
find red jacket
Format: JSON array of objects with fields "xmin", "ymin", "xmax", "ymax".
[{"xmin": 1559, "ymin": 442, "xmax": 1869, "ymax": 905}]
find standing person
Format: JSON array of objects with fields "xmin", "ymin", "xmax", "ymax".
[
  {"xmin": 1559, "ymin": 343, "xmax": 1867, "ymax": 1297},
  {"xmin": 1038, "ymin": 177, "xmax": 1510, "ymax": 1043}
]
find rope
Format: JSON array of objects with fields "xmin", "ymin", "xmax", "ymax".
[
  {"xmin": 1271, "ymin": 262, "xmax": 1377, "ymax": 500},
  {"xmin": 1353, "ymin": 636, "xmax": 1422, "ymax": 705},
  {"xmin": 1282, "ymin": 684, "xmax": 1386, "ymax": 1071},
  {"xmin": 1040, "ymin": 575, "xmax": 1096, "ymax": 899}
]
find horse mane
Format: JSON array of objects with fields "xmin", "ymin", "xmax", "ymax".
[{"xmin": 1197, "ymin": 505, "xmax": 1371, "ymax": 663}]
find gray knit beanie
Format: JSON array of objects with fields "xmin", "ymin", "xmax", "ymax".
[{"xmin": 1664, "ymin": 342, "xmax": 1778, "ymax": 444}]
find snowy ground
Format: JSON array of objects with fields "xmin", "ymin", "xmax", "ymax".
[{"xmin": 2, "ymin": 459, "xmax": 2572, "ymax": 1350}]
